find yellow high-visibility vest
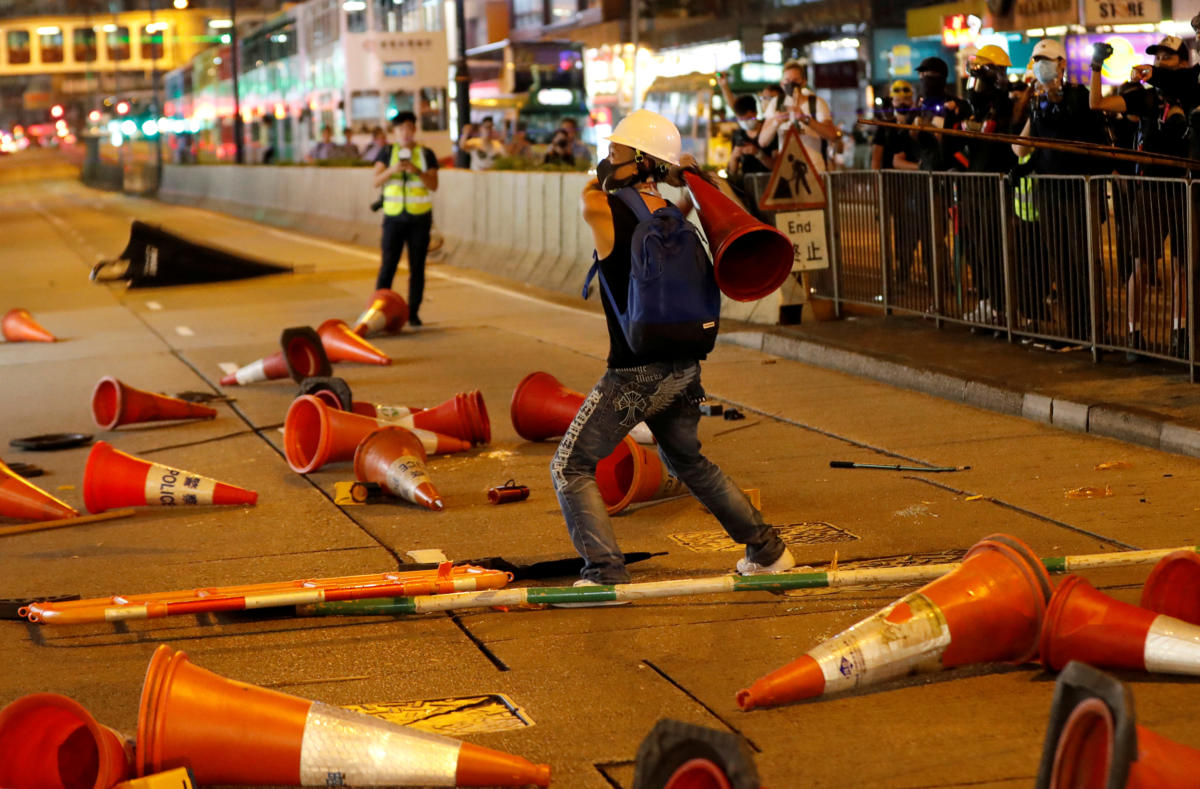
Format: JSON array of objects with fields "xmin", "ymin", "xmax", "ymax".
[
  {"xmin": 383, "ymin": 144, "xmax": 432, "ymax": 216},
  {"xmin": 1013, "ymin": 153, "xmax": 1038, "ymax": 222}
]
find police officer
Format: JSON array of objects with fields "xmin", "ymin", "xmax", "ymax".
[
  {"xmin": 1091, "ymin": 36, "xmax": 1194, "ymax": 357},
  {"xmin": 372, "ymin": 111, "xmax": 439, "ymax": 326}
]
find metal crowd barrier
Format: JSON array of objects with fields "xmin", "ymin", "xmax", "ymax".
[{"xmin": 820, "ymin": 170, "xmax": 1197, "ymax": 382}]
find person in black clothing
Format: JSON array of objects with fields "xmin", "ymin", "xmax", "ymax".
[
  {"xmin": 372, "ymin": 111, "xmax": 439, "ymax": 326},
  {"xmin": 1014, "ymin": 39, "xmax": 1104, "ymax": 346},
  {"xmin": 553, "ymin": 108, "xmax": 793, "ymax": 588},
  {"xmin": 911, "ymin": 57, "xmax": 965, "ymax": 173},
  {"xmin": 956, "ymin": 46, "xmax": 1018, "ymax": 327},
  {"xmin": 543, "ymin": 127, "xmax": 575, "ymax": 166},
  {"xmin": 872, "ymin": 81, "xmax": 923, "ymax": 298},
  {"xmin": 1093, "ymin": 36, "xmax": 1195, "ymax": 358}
]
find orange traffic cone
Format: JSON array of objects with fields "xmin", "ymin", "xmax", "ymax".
[
  {"xmin": 1039, "ymin": 574, "xmax": 1200, "ymax": 677},
  {"xmin": 317, "ymin": 319, "xmax": 391, "ymax": 366},
  {"xmin": 595, "ymin": 437, "xmax": 687, "ymax": 515},
  {"xmin": 1036, "ymin": 660, "xmax": 1200, "ymax": 788},
  {"xmin": 285, "ymin": 396, "xmax": 469, "ymax": 474},
  {"xmin": 354, "ymin": 426, "xmax": 443, "ymax": 511},
  {"xmin": 91, "ymin": 377, "xmax": 217, "ymax": 430},
  {"xmin": 352, "ymin": 401, "xmax": 423, "ymax": 420},
  {"xmin": 0, "ymin": 692, "xmax": 133, "ymax": 789},
  {"xmin": 510, "ymin": 371, "xmax": 585, "ymax": 441},
  {"xmin": 352, "ymin": 288, "xmax": 408, "ymax": 336},
  {"xmin": 220, "ymin": 327, "xmax": 331, "ymax": 386},
  {"xmin": 2, "ymin": 308, "xmax": 56, "ymax": 342},
  {"xmin": 136, "ymin": 645, "xmax": 550, "ymax": 786},
  {"xmin": 379, "ymin": 392, "xmax": 489, "ymax": 446},
  {"xmin": 736, "ymin": 533, "xmax": 1052, "ymax": 710},
  {"xmin": 83, "ymin": 441, "xmax": 257, "ymax": 514},
  {"xmin": 1, "ymin": 459, "xmax": 79, "ymax": 522},
  {"xmin": 1140, "ymin": 550, "xmax": 1200, "ymax": 626}
]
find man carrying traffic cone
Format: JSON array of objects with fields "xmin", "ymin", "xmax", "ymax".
[{"xmin": 555, "ymin": 109, "xmax": 793, "ymax": 589}]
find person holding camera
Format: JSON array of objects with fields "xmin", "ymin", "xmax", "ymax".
[
  {"xmin": 372, "ymin": 111, "xmax": 439, "ymax": 326},
  {"xmin": 543, "ymin": 128, "xmax": 576, "ymax": 166},
  {"xmin": 757, "ymin": 60, "xmax": 837, "ymax": 171}
]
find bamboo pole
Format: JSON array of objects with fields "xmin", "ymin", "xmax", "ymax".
[
  {"xmin": 0, "ymin": 508, "xmax": 135, "ymax": 538},
  {"xmin": 301, "ymin": 545, "xmax": 1200, "ymax": 616}
]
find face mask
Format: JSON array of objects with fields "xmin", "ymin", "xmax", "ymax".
[
  {"xmin": 596, "ymin": 157, "xmax": 641, "ymax": 192},
  {"xmin": 1032, "ymin": 60, "xmax": 1059, "ymax": 86},
  {"xmin": 737, "ymin": 118, "xmax": 757, "ymax": 131},
  {"xmin": 1149, "ymin": 65, "xmax": 1192, "ymax": 99},
  {"xmin": 919, "ymin": 75, "xmax": 946, "ymax": 98}
]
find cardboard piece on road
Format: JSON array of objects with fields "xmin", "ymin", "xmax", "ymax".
[
  {"xmin": 775, "ymin": 209, "xmax": 830, "ymax": 272},
  {"xmin": 758, "ymin": 127, "xmax": 826, "ymax": 213}
]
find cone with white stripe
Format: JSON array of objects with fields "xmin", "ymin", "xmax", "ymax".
[
  {"xmin": 1140, "ymin": 550, "xmax": 1200, "ymax": 626},
  {"xmin": 354, "ymin": 426, "xmax": 443, "ymax": 511},
  {"xmin": 352, "ymin": 289, "xmax": 408, "ymax": 337},
  {"xmin": 136, "ymin": 644, "xmax": 551, "ymax": 786},
  {"xmin": 1039, "ymin": 574, "xmax": 1200, "ymax": 678},
  {"xmin": 736, "ymin": 534, "xmax": 1052, "ymax": 710},
  {"xmin": 220, "ymin": 327, "xmax": 331, "ymax": 386},
  {"xmin": 368, "ymin": 392, "xmax": 489, "ymax": 446},
  {"xmin": 83, "ymin": 441, "xmax": 257, "ymax": 514}
]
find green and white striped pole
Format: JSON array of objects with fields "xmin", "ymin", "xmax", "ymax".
[{"xmin": 299, "ymin": 545, "xmax": 1200, "ymax": 617}]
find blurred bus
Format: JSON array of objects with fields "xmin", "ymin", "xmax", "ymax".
[
  {"xmin": 464, "ymin": 39, "xmax": 587, "ymax": 144},
  {"xmin": 641, "ymin": 61, "xmax": 782, "ymax": 168}
]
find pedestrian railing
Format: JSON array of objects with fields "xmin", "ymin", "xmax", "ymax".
[{"xmin": 819, "ymin": 170, "xmax": 1197, "ymax": 382}]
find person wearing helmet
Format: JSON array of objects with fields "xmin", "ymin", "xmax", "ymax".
[
  {"xmin": 1090, "ymin": 36, "xmax": 1195, "ymax": 359},
  {"xmin": 1013, "ymin": 38, "xmax": 1104, "ymax": 347},
  {"xmin": 956, "ymin": 45, "xmax": 1018, "ymax": 328},
  {"xmin": 551, "ymin": 109, "xmax": 795, "ymax": 589},
  {"xmin": 872, "ymin": 80, "xmax": 923, "ymax": 296}
]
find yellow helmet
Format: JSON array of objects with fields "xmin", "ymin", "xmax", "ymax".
[{"xmin": 974, "ymin": 44, "xmax": 1012, "ymax": 67}]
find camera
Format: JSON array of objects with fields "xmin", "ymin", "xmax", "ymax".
[
  {"xmin": 396, "ymin": 147, "xmax": 412, "ymax": 160},
  {"xmin": 370, "ymin": 196, "xmax": 384, "ymax": 212}
]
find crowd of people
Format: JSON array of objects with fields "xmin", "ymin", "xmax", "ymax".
[
  {"xmin": 453, "ymin": 115, "xmax": 591, "ymax": 170},
  {"xmin": 864, "ymin": 33, "xmax": 1200, "ymax": 359}
]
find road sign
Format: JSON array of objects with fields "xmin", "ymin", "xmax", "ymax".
[
  {"xmin": 758, "ymin": 126, "xmax": 826, "ymax": 213},
  {"xmin": 775, "ymin": 209, "xmax": 829, "ymax": 271}
]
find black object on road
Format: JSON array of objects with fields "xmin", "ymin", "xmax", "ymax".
[
  {"xmin": 830, "ymin": 460, "xmax": 970, "ymax": 472},
  {"xmin": 176, "ymin": 391, "xmax": 236, "ymax": 404},
  {"xmin": 722, "ymin": 408, "xmax": 745, "ymax": 421},
  {"xmin": 699, "ymin": 402, "xmax": 724, "ymax": 416},
  {"xmin": 0, "ymin": 594, "xmax": 79, "ymax": 620},
  {"xmin": 4, "ymin": 461, "xmax": 44, "ymax": 478},
  {"xmin": 405, "ymin": 552, "xmax": 665, "ymax": 581},
  {"xmin": 298, "ymin": 376, "xmax": 353, "ymax": 411},
  {"xmin": 9, "ymin": 433, "xmax": 92, "ymax": 451}
]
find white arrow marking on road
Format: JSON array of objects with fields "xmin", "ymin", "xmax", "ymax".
[{"xmin": 175, "ymin": 325, "xmax": 194, "ymax": 336}]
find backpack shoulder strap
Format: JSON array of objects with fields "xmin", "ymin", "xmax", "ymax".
[
  {"xmin": 614, "ymin": 186, "xmax": 654, "ymax": 222},
  {"xmin": 807, "ymin": 94, "xmax": 818, "ymax": 118}
]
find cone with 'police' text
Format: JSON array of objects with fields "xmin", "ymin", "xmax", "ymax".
[
  {"xmin": 83, "ymin": 441, "xmax": 257, "ymax": 514},
  {"xmin": 0, "ymin": 692, "xmax": 133, "ymax": 789},
  {"xmin": 1035, "ymin": 661, "xmax": 1200, "ymax": 789},
  {"xmin": 284, "ymin": 396, "xmax": 470, "ymax": 474},
  {"xmin": 136, "ymin": 645, "xmax": 550, "ymax": 787},
  {"xmin": 317, "ymin": 319, "xmax": 391, "ymax": 366},
  {"xmin": 596, "ymin": 436, "xmax": 687, "ymax": 515},
  {"xmin": 220, "ymin": 327, "xmax": 331, "ymax": 386},
  {"xmin": 1140, "ymin": 550, "xmax": 1200, "ymax": 626},
  {"xmin": 354, "ymin": 426, "xmax": 443, "ymax": 511},
  {"xmin": 736, "ymin": 533, "xmax": 1052, "ymax": 710},
  {"xmin": 352, "ymin": 288, "xmax": 408, "ymax": 336},
  {"xmin": 0, "ymin": 459, "xmax": 79, "ymax": 522},
  {"xmin": 1039, "ymin": 574, "xmax": 1200, "ymax": 678},
  {"xmin": 2, "ymin": 308, "xmax": 56, "ymax": 342},
  {"xmin": 92, "ymin": 377, "xmax": 217, "ymax": 430}
]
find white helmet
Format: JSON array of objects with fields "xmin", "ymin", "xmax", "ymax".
[
  {"xmin": 1031, "ymin": 38, "xmax": 1065, "ymax": 61},
  {"xmin": 606, "ymin": 109, "xmax": 682, "ymax": 166}
]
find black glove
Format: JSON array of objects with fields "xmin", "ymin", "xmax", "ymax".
[{"xmin": 1091, "ymin": 42, "xmax": 1113, "ymax": 72}]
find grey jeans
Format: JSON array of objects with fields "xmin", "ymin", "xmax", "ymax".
[{"xmin": 551, "ymin": 360, "xmax": 786, "ymax": 584}]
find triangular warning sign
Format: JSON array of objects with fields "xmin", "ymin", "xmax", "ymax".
[{"xmin": 758, "ymin": 126, "xmax": 827, "ymax": 213}]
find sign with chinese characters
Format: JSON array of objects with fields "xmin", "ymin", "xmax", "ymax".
[
  {"xmin": 775, "ymin": 210, "xmax": 830, "ymax": 272},
  {"xmin": 1083, "ymin": 0, "xmax": 1161, "ymax": 26},
  {"xmin": 1013, "ymin": 0, "xmax": 1079, "ymax": 30},
  {"xmin": 383, "ymin": 61, "xmax": 415, "ymax": 78}
]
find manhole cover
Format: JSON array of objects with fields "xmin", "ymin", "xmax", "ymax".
[{"xmin": 669, "ymin": 521, "xmax": 860, "ymax": 553}]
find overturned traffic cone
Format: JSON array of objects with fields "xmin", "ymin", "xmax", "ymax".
[
  {"xmin": 2, "ymin": 308, "xmax": 56, "ymax": 342},
  {"xmin": 353, "ymin": 401, "xmax": 423, "ymax": 420},
  {"xmin": 91, "ymin": 377, "xmax": 217, "ymax": 430},
  {"xmin": 1039, "ymin": 574, "xmax": 1200, "ymax": 678},
  {"xmin": 510, "ymin": 371, "xmax": 653, "ymax": 444},
  {"xmin": 0, "ymin": 692, "xmax": 133, "ymax": 789},
  {"xmin": 596, "ymin": 437, "xmax": 687, "ymax": 515},
  {"xmin": 284, "ymin": 395, "xmax": 469, "ymax": 474},
  {"xmin": 1, "ymin": 459, "xmax": 79, "ymax": 522},
  {"xmin": 375, "ymin": 392, "xmax": 489, "ymax": 446},
  {"xmin": 83, "ymin": 441, "xmax": 257, "ymax": 514},
  {"xmin": 352, "ymin": 288, "xmax": 408, "ymax": 337},
  {"xmin": 136, "ymin": 644, "xmax": 550, "ymax": 786},
  {"xmin": 220, "ymin": 327, "xmax": 331, "ymax": 386},
  {"xmin": 354, "ymin": 426, "xmax": 443, "ymax": 511},
  {"xmin": 1140, "ymin": 550, "xmax": 1200, "ymax": 626},
  {"xmin": 736, "ymin": 533, "xmax": 1052, "ymax": 710},
  {"xmin": 1035, "ymin": 660, "xmax": 1200, "ymax": 788},
  {"xmin": 298, "ymin": 376, "xmax": 354, "ymax": 411},
  {"xmin": 317, "ymin": 319, "xmax": 391, "ymax": 366}
]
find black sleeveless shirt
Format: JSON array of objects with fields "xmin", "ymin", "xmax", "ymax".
[{"xmin": 596, "ymin": 191, "xmax": 704, "ymax": 369}]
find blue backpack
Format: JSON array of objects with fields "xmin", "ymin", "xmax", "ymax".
[{"xmin": 583, "ymin": 186, "xmax": 721, "ymax": 358}]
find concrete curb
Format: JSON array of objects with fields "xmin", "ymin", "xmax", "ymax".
[{"xmin": 721, "ymin": 330, "xmax": 1200, "ymax": 459}]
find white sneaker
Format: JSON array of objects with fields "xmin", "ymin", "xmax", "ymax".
[
  {"xmin": 736, "ymin": 550, "xmax": 797, "ymax": 576},
  {"xmin": 963, "ymin": 299, "xmax": 995, "ymax": 323},
  {"xmin": 551, "ymin": 578, "xmax": 631, "ymax": 608}
]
